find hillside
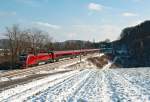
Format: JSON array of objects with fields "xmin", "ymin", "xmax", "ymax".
[{"xmin": 113, "ymin": 20, "xmax": 150, "ymax": 67}]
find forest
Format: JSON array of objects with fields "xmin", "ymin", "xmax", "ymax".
[{"xmin": 112, "ymin": 20, "xmax": 150, "ymax": 67}]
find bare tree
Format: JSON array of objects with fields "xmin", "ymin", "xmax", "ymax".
[
  {"xmin": 3, "ymin": 24, "xmax": 53, "ymax": 68},
  {"xmin": 43, "ymin": 34, "xmax": 53, "ymax": 51},
  {"xmin": 28, "ymin": 28, "xmax": 52, "ymax": 53},
  {"xmin": 5, "ymin": 24, "xmax": 21, "ymax": 68},
  {"xmin": 18, "ymin": 29, "xmax": 31, "ymax": 54},
  {"xmin": 2, "ymin": 39, "xmax": 9, "ymax": 56}
]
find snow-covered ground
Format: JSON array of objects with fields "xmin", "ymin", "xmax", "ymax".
[
  {"xmin": 0, "ymin": 68, "xmax": 150, "ymax": 102},
  {"xmin": 0, "ymin": 54, "xmax": 150, "ymax": 102},
  {"xmin": 0, "ymin": 70, "xmax": 82, "ymax": 102}
]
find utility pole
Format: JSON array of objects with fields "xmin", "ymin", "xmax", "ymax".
[
  {"xmin": 99, "ymin": 43, "xmax": 101, "ymax": 56},
  {"xmin": 80, "ymin": 47, "xmax": 81, "ymax": 63},
  {"xmin": 80, "ymin": 51, "xmax": 81, "ymax": 63},
  {"xmin": 79, "ymin": 42, "xmax": 82, "ymax": 63}
]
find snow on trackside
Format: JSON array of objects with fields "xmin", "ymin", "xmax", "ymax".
[
  {"xmin": 57, "ymin": 53, "xmax": 102, "ymax": 69},
  {"xmin": 102, "ymin": 56, "xmax": 117, "ymax": 70},
  {"xmin": 57, "ymin": 58, "xmax": 88, "ymax": 69},
  {"xmin": 35, "ymin": 68, "xmax": 72, "ymax": 74},
  {"xmin": 0, "ymin": 77, "xmax": 9, "ymax": 82},
  {"xmin": 0, "ymin": 70, "xmax": 81, "ymax": 102},
  {"xmin": 0, "ymin": 75, "xmax": 27, "ymax": 83},
  {"xmin": 97, "ymin": 53, "xmax": 104, "ymax": 57},
  {"xmin": 102, "ymin": 61, "xmax": 112, "ymax": 69},
  {"xmin": 10, "ymin": 75, "xmax": 27, "ymax": 80}
]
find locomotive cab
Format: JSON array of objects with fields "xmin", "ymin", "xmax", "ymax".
[{"xmin": 19, "ymin": 54, "xmax": 28, "ymax": 67}]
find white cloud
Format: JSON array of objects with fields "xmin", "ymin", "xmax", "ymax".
[
  {"xmin": 67, "ymin": 32, "xmax": 77, "ymax": 39},
  {"xmin": 126, "ymin": 19, "xmax": 143, "ymax": 26},
  {"xmin": 88, "ymin": 3, "xmax": 103, "ymax": 11},
  {"xmin": 34, "ymin": 22, "xmax": 61, "ymax": 29},
  {"xmin": 122, "ymin": 12, "xmax": 138, "ymax": 17},
  {"xmin": 31, "ymin": 22, "xmax": 121, "ymax": 42},
  {"xmin": 99, "ymin": 25, "xmax": 121, "ymax": 40},
  {"xmin": 65, "ymin": 25, "xmax": 121, "ymax": 41}
]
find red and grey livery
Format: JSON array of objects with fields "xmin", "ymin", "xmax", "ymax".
[{"xmin": 19, "ymin": 49, "xmax": 100, "ymax": 68}]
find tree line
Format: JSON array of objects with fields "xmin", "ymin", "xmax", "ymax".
[{"xmin": 1, "ymin": 24, "xmax": 52, "ymax": 68}]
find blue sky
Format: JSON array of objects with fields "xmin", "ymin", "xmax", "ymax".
[{"xmin": 0, "ymin": 0, "xmax": 150, "ymax": 41}]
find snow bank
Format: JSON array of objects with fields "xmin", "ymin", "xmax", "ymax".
[{"xmin": 10, "ymin": 75, "xmax": 27, "ymax": 80}]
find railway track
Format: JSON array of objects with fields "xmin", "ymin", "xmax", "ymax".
[
  {"xmin": 0, "ymin": 54, "xmax": 95, "ymax": 79},
  {"xmin": 0, "ymin": 59, "xmax": 70, "ymax": 78}
]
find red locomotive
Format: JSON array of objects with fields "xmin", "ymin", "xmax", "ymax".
[{"xmin": 19, "ymin": 49, "xmax": 99, "ymax": 68}]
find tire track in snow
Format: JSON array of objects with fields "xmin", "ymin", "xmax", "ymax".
[
  {"xmin": 25, "ymin": 69, "xmax": 91, "ymax": 102},
  {"xmin": 48, "ymin": 70, "xmax": 94, "ymax": 101},
  {"xmin": 59, "ymin": 69, "xmax": 114, "ymax": 102},
  {"xmin": 117, "ymin": 69, "xmax": 150, "ymax": 92},
  {"xmin": 105, "ymin": 70, "xmax": 133, "ymax": 102},
  {"xmin": 112, "ymin": 69, "xmax": 150, "ymax": 101},
  {"xmin": 100, "ymin": 70, "xmax": 113, "ymax": 102},
  {"xmin": 107, "ymin": 69, "xmax": 150, "ymax": 102},
  {"xmin": 70, "ymin": 70, "xmax": 113, "ymax": 102},
  {"xmin": 67, "ymin": 70, "xmax": 98, "ymax": 101}
]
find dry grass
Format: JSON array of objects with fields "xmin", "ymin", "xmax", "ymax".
[
  {"xmin": 0, "ymin": 55, "xmax": 12, "ymax": 69},
  {"xmin": 87, "ymin": 55, "xmax": 109, "ymax": 68},
  {"xmin": 110, "ymin": 63, "xmax": 122, "ymax": 68}
]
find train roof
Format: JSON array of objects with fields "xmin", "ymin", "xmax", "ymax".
[{"xmin": 20, "ymin": 49, "xmax": 100, "ymax": 56}]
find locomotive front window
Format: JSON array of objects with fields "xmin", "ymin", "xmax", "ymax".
[{"xmin": 19, "ymin": 56, "xmax": 27, "ymax": 61}]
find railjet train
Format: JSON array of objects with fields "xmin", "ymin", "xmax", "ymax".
[{"xmin": 19, "ymin": 49, "xmax": 100, "ymax": 68}]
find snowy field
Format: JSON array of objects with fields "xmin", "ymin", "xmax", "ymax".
[{"xmin": 0, "ymin": 68, "xmax": 150, "ymax": 102}]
